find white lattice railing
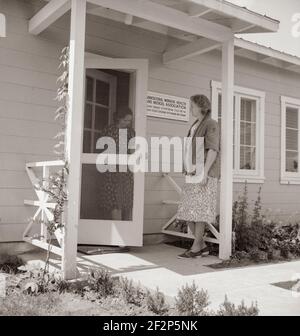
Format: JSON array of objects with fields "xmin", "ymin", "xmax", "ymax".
[
  {"xmin": 23, "ymin": 160, "xmax": 65, "ymax": 256},
  {"xmin": 161, "ymin": 173, "xmax": 220, "ymax": 244}
]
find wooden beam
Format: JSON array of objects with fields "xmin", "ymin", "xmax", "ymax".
[
  {"xmin": 124, "ymin": 14, "xmax": 133, "ymax": 25},
  {"xmin": 233, "ymin": 23, "xmax": 256, "ymax": 34},
  {"xmin": 285, "ymin": 64, "xmax": 300, "ymax": 72},
  {"xmin": 87, "ymin": 7, "xmax": 195, "ymax": 41},
  {"xmin": 188, "ymin": 6, "xmax": 213, "ymax": 18},
  {"xmin": 24, "ymin": 237, "xmax": 63, "ymax": 256},
  {"xmin": 63, "ymin": 0, "xmax": 87, "ymax": 280},
  {"xmin": 257, "ymin": 54, "xmax": 272, "ymax": 62},
  {"xmin": 29, "ymin": 0, "xmax": 71, "ymax": 35},
  {"xmin": 88, "ymin": 0, "xmax": 233, "ymax": 42},
  {"xmin": 219, "ymin": 37, "xmax": 234, "ymax": 260},
  {"xmin": 163, "ymin": 38, "xmax": 220, "ymax": 64}
]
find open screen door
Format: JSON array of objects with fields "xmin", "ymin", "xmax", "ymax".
[{"xmin": 78, "ymin": 53, "xmax": 148, "ymax": 246}]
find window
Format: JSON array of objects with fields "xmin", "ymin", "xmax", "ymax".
[
  {"xmin": 281, "ymin": 96, "xmax": 300, "ymax": 184},
  {"xmin": 211, "ymin": 81, "xmax": 265, "ymax": 183},
  {"xmin": 83, "ymin": 70, "xmax": 117, "ymax": 153}
]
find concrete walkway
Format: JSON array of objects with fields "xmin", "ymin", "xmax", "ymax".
[{"xmin": 20, "ymin": 243, "xmax": 300, "ymax": 316}]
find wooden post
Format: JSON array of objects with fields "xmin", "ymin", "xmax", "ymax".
[
  {"xmin": 219, "ymin": 37, "xmax": 234, "ymax": 260},
  {"xmin": 62, "ymin": 0, "xmax": 86, "ymax": 280}
]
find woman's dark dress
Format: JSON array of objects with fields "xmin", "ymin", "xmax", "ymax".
[{"xmin": 98, "ymin": 124, "xmax": 135, "ymax": 214}]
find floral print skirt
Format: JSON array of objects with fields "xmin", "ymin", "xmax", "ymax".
[
  {"xmin": 101, "ymin": 171, "xmax": 134, "ymax": 212},
  {"xmin": 176, "ymin": 176, "xmax": 218, "ymax": 224}
]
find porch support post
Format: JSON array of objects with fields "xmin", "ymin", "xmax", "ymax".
[
  {"xmin": 219, "ymin": 37, "xmax": 234, "ymax": 260},
  {"xmin": 62, "ymin": 0, "xmax": 86, "ymax": 280}
]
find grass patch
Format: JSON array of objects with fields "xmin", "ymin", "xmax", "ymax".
[{"xmin": 0, "ymin": 259, "xmax": 259, "ymax": 316}]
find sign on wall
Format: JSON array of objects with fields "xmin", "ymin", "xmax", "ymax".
[{"xmin": 147, "ymin": 91, "xmax": 189, "ymax": 122}]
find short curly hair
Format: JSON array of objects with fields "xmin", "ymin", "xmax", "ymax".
[
  {"xmin": 114, "ymin": 106, "xmax": 133, "ymax": 122},
  {"xmin": 190, "ymin": 94, "xmax": 211, "ymax": 116}
]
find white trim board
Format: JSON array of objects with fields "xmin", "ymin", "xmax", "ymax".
[{"xmin": 0, "ymin": 13, "xmax": 6, "ymax": 37}]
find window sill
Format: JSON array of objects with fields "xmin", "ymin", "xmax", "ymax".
[
  {"xmin": 280, "ymin": 177, "xmax": 300, "ymax": 185},
  {"xmin": 233, "ymin": 175, "xmax": 266, "ymax": 184}
]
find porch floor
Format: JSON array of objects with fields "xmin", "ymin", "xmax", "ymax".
[{"xmin": 20, "ymin": 243, "xmax": 300, "ymax": 316}]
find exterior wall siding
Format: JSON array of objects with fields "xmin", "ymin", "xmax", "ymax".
[{"xmin": 0, "ymin": 0, "xmax": 299, "ymax": 241}]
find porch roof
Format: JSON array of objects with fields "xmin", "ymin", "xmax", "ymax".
[
  {"xmin": 234, "ymin": 38, "xmax": 300, "ymax": 75},
  {"xmin": 85, "ymin": 0, "xmax": 279, "ymax": 42},
  {"xmin": 30, "ymin": 1, "xmax": 284, "ymax": 68},
  {"xmin": 33, "ymin": 0, "xmax": 279, "ymax": 39}
]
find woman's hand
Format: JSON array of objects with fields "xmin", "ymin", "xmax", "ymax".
[{"xmin": 199, "ymin": 171, "xmax": 208, "ymax": 186}]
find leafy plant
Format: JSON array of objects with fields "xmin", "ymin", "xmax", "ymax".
[
  {"xmin": 271, "ymin": 223, "xmax": 300, "ymax": 258},
  {"xmin": 232, "ymin": 184, "xmax": 300, "ymax": 262},
  {"xmin": 233, "ymin": 183, "xmax": 251, "ymax": 252},
  {"xmin": 146, "ymin": 288, "xmax": 169, "ymax": 315},
  {"xmin": 175, "ymin": 282, "xmax": 210, "ymax": 316},
  {"xmin": 217, "ymin": 296, "xmax": 259, "ymax": 316},
  {"xmin": 87, "ymin": 268, "xmax": 115, "ymax": 298},
  {"xmin": 117, "ymin": 277, "xmax": 146, "ymax": 306},
  {"xmin": 21, "ymin": 268, "xmax": 70, "ymax": 295}
]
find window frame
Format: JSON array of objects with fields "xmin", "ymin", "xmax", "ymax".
[
  {"xmin": 84, "ymin": 69, "xmax": 117, "ymax": 153},
  {"xmin": 211, "ymin": 80, "xmax": 265, "ymax": 184},
  {"xmin": 280, "ymin": 95, "xmax": 300, "ymax": 185}
]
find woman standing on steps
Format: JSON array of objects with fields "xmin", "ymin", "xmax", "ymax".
[{"xmin": 176, "ymin": 94, "xmax": 220, "ymax": 259}]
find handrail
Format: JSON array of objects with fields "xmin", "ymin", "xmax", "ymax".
[
  {"xmin": 161, "ymin": 173, "xmax": 220, "ymax": 244},
  {"xmin": 23, "ymin": 160, "xmax": 65, "ymax": 255}
]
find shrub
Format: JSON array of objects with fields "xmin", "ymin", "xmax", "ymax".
[
  {"xmin": 87, "ymin": 268, "xmax": 115, "ymax": 298},
  {"xmin": 271, "ymin": 223, "xmax": 300, "ymax": 258},
  {"xmin": 217, "ymin": 296, "xmax": 259, "ymax": 316},
  {"xmin": 117, "ymin": 277, "xmax": 145, "ymax": 306},
  {"xmin": 175, "ymin": 282, "xmax": 210, "ymax": 316},
  {"xmin": 232, "ymin": 184, "xmax": 300, "ymax": 261},
  {"xmin": 0, "ymin": 255, "xmax": 24, "ymax": 274},
  {"xmin": 21, "ymin": 268, "xmax": 70, "ymax": 295},
  {"xmin": 233, "ymin": 183, "xmax": 251, "ymax": 252},
  {"xmin": 146, "ymin": 288, "xmax": 169, "ymax": 315}
]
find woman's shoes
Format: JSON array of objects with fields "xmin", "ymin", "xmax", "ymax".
[
  {"xmin": 177, "ymin": 246, "xmax": 210, "ymax": 259},
  {"xmin": 177, "ymin": 250, "xmax": 197, "ymax": 259},
  {"xmin": 200, "ymin": 246, "xmax": 210, "ymax": 257}
]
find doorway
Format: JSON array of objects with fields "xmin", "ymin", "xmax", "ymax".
[{"xmin": 77, "ymin": 53, "xmax": 148, "ymax": 247}]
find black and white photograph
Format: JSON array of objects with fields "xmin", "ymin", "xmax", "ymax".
[{"xmin": 0, "ymin": 0, "xmax": 300, "ymax": 321}]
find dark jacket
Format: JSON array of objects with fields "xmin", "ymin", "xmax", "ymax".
[{"xmin": 186, "ymin": 113, "xmax": 220, "ymax": 179}]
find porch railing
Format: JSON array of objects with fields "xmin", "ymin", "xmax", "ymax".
[
  {"xmin": 23, "ymin": 160, "xmax": 65, "ymax": 256},
  {"xmin": 161, "ymin": 173, "xmax": 220, "ymax": 245}
]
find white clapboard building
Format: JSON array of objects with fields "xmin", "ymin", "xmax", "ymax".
[{"xmin": 0, "ymin": 0, "xmax": 300, "ymax": 278}]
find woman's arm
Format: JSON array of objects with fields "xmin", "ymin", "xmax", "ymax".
[
  {"xmin": 199, "ymin": 119, "xmax": 220, "ymax": 185},
  {"xmin": 199, "ymin": 149, "xmax": 217, "ymax": 185}
]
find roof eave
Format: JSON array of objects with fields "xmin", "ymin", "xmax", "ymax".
[{"xmin": 188, "ymin": 0, "xmax": 280, "ymax": 33}]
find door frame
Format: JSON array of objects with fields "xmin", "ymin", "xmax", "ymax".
[{"xmin": 77, "ymin": 52, "xmax": 148, "ymax": 246}]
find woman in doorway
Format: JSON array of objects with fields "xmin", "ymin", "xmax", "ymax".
[
  {"xmin": 176, "ymin": 94, "xmax": 220, "ymax": 259},
  {"xmin": 99, "ymin": 106, "xmax": 135, "ymax": 221}
]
